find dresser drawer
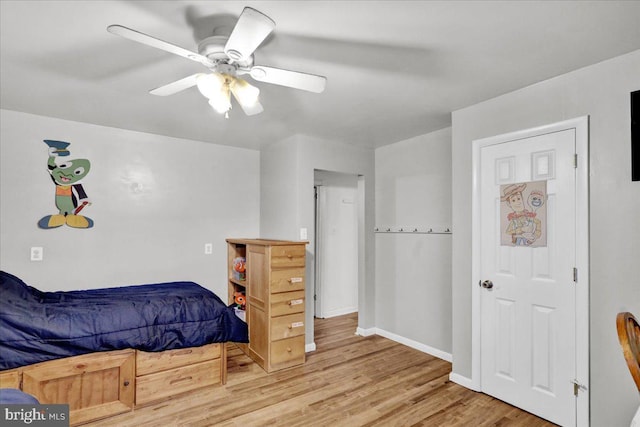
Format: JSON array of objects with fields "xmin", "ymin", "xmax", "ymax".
[
  {"xmin": 271, "ymin": 290, "xmax": 305, "ymax": 317},
  {"xmin": 270, "ymin": 268, "xmax": 305, "ymax": 293},
  {"xmin": 270, "ymin": 335, "xmax": 305, "ymax": 370},
  {"xmin": 136, "ymin": 343, "xmax": 221, "ymax": 376},
  {"xmin": 270, "ymin": 245, "xmax": 306, "ymax": 268},
  {"xmin": 271, "ymin": 313, "xmax": 305, "ymax": 341},
  {"xmin": 135, "ymin": 359, "xmax": 219, "ymax": 406}
]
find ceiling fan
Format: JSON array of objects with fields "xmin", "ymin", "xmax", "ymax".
[{"xmin": 107, "ymin": 7, "xmax": 327, "ymax": 117}]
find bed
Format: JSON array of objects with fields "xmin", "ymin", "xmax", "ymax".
[{"xmin": 0, "ymin": 271, "xmax": 248, "ymax": 425}]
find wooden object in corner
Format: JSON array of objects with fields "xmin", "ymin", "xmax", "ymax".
[{"xmin": 226, "ymin": 238, "xmax": 308, "ymax": 373}]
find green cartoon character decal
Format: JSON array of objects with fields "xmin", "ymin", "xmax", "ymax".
[{"xmin": 38, "ymin": 140, "xmax": 94, "ymax": 229}]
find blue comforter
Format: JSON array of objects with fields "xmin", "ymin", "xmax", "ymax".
[{"xmin": 0, "ymin": 271, "xmax": 248, "ymax": 370}]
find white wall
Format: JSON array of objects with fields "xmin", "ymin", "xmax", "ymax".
[
  {"xmin": 260, "ymin": 135, "xmax": 375, "ymax": 348},
  {"xmin": 0, "ymin": 109, "xmax": 260, "ymax": 299},
  {"xmin": 451, "ymin": 50, "xmax": 640, "ymax": 426},
  {"xmin": 375, "ymin": 127, "xmax": 452, "ymax": 356},
  {"xmin": 260, "ymin": 138, "xmax": 299, "ymax": 240}
]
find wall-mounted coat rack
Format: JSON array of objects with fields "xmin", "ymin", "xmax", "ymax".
[{"xmin": 374, "ymin": 226, "xmax": 452, "ymax": 235}]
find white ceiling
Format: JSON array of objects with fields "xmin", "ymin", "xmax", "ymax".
[{"xmin": 2, "ymin": 1, "xmax": 640, "ymax": 150}]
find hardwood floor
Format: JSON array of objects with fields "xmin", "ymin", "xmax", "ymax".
[{"xmin": 87, "ymin": 313, "xmax": 555, "ymax": 426}]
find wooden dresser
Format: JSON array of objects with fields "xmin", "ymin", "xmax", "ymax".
[{"xmin": 226, "ymin": 238, "xmax": 308, "ymax": 373}]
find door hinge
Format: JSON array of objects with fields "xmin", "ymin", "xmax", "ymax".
[
  {"xmin": 573, "ymin": 267, "xmax": 578, "ymax": 283},
  {"xmin": 572, "ymin": 380, "xmax": 587, "ymax": 396},
  {"xmin": 573, "ymin": 153, "xmax": 578, "ymax": 168}
]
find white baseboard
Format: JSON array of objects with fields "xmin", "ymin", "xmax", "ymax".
[
  {"xmin": 356, "ymin": 326, "xmax": 376, "ymax": 337},
  {"xmin": 448, "ymin": 372, "xmax": 480, "ymax": 391},
  {"xmin": 322, "ymin": 307, "xmax": 358, "ymax": 318},
  {"xmin": 315, "ymin": 325, "xmax": 479, "ymax": 393},
  {"xmin": 374, "ymin": 328, "xmax": 452, "ymax": 362}
]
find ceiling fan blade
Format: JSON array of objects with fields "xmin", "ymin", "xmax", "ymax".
[
  {"xmin": 149, "ymin": 74, "xmax": 202, "ymax": 96},
  {"xmin": 107, "ymin": 25, "xmax": 213, "ymax": 67},
  {"xmin": 249, "ymin": 66, "xmax": 327, "ymax": 93},
  {"xmin": 224, "ymin": 7, "xmax": 275, "ymax": 62}
]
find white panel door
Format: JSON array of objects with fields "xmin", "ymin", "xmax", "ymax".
[{"xmin": 479, "ymin": 129, "xmax": 576, "ymax": 426}]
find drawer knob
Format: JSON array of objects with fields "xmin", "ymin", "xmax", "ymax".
[
  {"xmin": 286, "ymin": 347, "xmax": 292, "ymax": 352},
  {"xmin": 123, "ymin": 380, "xmax": 130, "ymax": 387}
]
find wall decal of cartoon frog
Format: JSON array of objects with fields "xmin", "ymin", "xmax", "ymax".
[{"xmin": 38, "ymin": 140, "xmax": 94, "ymax": 229}]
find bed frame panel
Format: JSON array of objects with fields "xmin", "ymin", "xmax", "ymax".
[{"xmin": 0, "ymin": 342, "xmax": 227, "ymax": 426}]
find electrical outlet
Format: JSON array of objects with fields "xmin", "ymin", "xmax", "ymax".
[
  {"xmin": 300, "ymin": 227, "xmax": 308, "ymax": 240},
  {"xmin": 204, "ymin": 243, "xmax": 213, "ymax": 255},
  {"xmin": 30, "ymin": 247, "xmax": 43, "ymax": 261}
]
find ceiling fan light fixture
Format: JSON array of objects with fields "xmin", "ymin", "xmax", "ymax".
[
  {"xmin": 208, "ymin": 85, "xmax": 232, "ymax": 115},
  {"xmin": 196, "ymin": 73, "xmax": 225, "ymax": 99},
  {"xmin": 231, "ymin": 78, "xmax": 260, "ymax": 106}
]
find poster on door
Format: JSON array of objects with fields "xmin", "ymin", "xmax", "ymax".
[{"xmin": 500, "ymin": 180, "xmax": 547, "ymax": 247}]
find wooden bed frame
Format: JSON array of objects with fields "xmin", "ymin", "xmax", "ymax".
[{"xmin": 0, "ymin": 342, "xmax": 227, "ymax": 425}]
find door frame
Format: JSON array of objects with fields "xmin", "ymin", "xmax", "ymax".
[
  {"xmin": 313, "ymin": 170, "xmax": 361, "ymax": 320},
  {"xmin": 314, "ymin": 184, "xmax": 325, "ymax": 318},
  {"xmin": 470, "ymin": 116, "xmax": 590, "ymax": 426}
]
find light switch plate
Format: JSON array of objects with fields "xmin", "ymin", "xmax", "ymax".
[{"xmin": 300, "ymin": 227, "xmax": 308, "ymax": 240}]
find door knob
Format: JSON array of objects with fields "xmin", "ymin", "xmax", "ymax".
[{"xmin": 479, "ymin": 279, "xmax": 494, "ymax": 289}]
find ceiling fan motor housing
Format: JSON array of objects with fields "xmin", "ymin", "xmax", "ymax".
[{"xmin": 198, "ymin": 35, "xmax": 254, "ymax": 71}]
